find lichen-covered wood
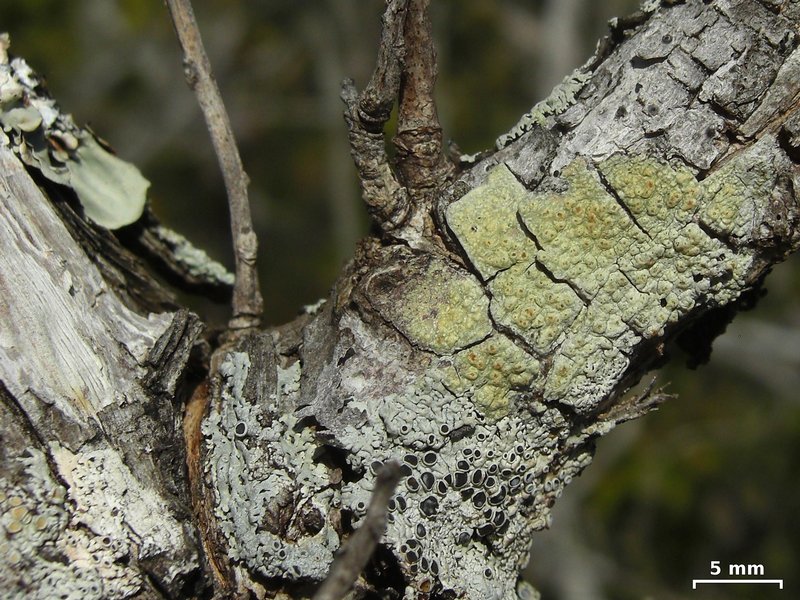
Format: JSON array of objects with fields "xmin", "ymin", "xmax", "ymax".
[{"xmin": 1, "ymin": 1, "xmax": 800, "ymax": 599}]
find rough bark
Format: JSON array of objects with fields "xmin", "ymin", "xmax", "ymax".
[{"xmin": 2, "ymin": 2, "xmax": 800, "ymax": 600}]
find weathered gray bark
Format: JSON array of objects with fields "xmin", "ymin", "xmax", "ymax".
[{"xmin": 2, "ymin": 1, "xmax": 800, "ymax": 599}]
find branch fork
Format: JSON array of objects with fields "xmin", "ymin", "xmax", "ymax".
[{"xmin": 343, "ymin": 0, "xmax": 455, "ymax": 241}]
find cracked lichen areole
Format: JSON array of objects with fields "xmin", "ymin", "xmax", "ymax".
[{"xmin": 447, "ymin": 151, "xmax": 765, "ymax": 414}]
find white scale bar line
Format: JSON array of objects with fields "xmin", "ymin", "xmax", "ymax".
[{"xmin": 693, "ymin": 579, "xmax": 783, "ymax": 589}]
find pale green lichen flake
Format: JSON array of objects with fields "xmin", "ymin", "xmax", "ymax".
[
  {"xmin": 446, "ymin": 165, "xmax": 538, "ymax": 279},
  {"xmin": 1, "ymin": 49, "xmax": 149, "ymax": 230},
  {"xmin": 447, "ymin": 153, "xmax": 761, "ymax": 413},
  {"xmin": 495, "ymin": 68, "xmax": 591, "ymax": 149},
  {"xmin": 69, "ymin": 135, "xmax": 149, "ymax": 230},
  {"xmin": 373, "ymin": 256, "xmax": 493, "ymax": 355}
]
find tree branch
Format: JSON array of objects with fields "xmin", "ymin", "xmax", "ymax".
[
  {"xmin": 342, "ymin": 0, "xmax": 455, "ymax": 246},
  {"xmin": 393, "ymin": 0, "xmax": 455, "ymax": 204},
  {"xmin": 165, "ymin": 0, "xmax": 263, "ymax": 332}
]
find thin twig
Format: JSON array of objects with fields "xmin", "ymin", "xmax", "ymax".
[
  {"xmin": 165, "ymin": 0, "xmax": 263, "ymax": 331},
  {"xmin": 313, "ymin": 461, "xmax": 403, "ymax": 600}
]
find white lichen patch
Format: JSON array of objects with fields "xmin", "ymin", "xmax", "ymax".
[
  {"xmin": 376, "ymin": 374, "xmax": 480, "ymax": 453},
  {"xmin": 277, "ymin": 360, "xmax": 302, "ymax": 401},
  {"xmin": 374, "ymin": 408, "xmax": 587, "ymax": 600},
  {"xmin": 50, "ymin": 443, "xmax": 187, "ymax": 562},
  {"xmin": 446, "ymin": 165, "xmax": 538, "ymax": 279},
  {"xmin": 368, "ymin": 255, "xmax": 493, "ymax": 355},
  {"xmin": 314, "ymin": 314, "xmax": 589, "ymax": 599},
  {"xmin": 302, "ymin": 297, "xmax": 327, "ymax": 315},
  {"xmin": 0, "ymin": 448, "xmax": 143, "ymax": 599},
  {"xmin": 202, "ymin": 351, "xmax": 339, "ymax": 581}
]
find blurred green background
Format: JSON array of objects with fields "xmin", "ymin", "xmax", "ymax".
[{"xmin": 3, "ymin": 1, "xmax": 798, "ymax": 598}]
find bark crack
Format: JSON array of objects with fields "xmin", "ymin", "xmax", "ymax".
[{"xmin": 595, "ymin": 166, "xmax": 653, "ymax": 240}]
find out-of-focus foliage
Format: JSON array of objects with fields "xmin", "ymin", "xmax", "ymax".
[{"xmin": 3, "ymin": 1, "xmax": 798, "ymax": 598}]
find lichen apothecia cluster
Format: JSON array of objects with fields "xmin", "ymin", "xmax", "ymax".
[
  {"xmin": 300, "ymin": 312, "xmax": 593, "ymax": 599},
  {"xmin": 447, "ymin": 151, "xmax": 765, "ymax": 412}
]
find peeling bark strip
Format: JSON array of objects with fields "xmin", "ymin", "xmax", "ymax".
[
  {"xmin": 1, "ymin": 1, "xmax": 800, "ymax": 600},
  {"xmin": 0, "ymin": 144, "xmax": 204, "ymax": 597}
]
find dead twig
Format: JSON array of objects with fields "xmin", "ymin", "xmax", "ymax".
[
  {"xmin": 393, "ymin": 0, "xmax": 455, "ymax": 201},
  {"xmin": 313, "ymin": 461, "xmax": 403, "ymax": 600},
  {"xmin": 165, "ymin": 0, "xmax": 263, "ymax": 332},
  {"xmin": 342, "ymin": 0, "xmax": 411, "ymax": 231}
]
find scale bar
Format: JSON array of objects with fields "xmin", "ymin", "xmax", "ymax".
[{"xmin": 693, "ymin": 579, "xmax": 783, "ymax": 589}]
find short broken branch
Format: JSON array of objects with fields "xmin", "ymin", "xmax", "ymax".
[
  {"xmin": 393, "ymin": 0, "xmax": 455, "ymax": 199},
  {"xmin": 165, "ymin": 0, "xmax": 263, "ymax": 331},
  {"xmin": 313, "ymin": 461, "xmax": 403, "ymax": 600},
  {"xmin": 342, "ymin": 0, "xmax": 411, "ymax": 231},
  {"xmin": 343, "ymin": 0, "xmax": 455, "ymax": 245}
]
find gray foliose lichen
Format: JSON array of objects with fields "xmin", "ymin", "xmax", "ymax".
[
  {"xmin": 202, "ymin": 351, "xmax": 340, "ymax": 582},
  {"xmin": 0, "ymin": 34, "xmax": 148, "ymax": 229},
  {"xmin": 152, "ymin": 225, "xmax": 235, "ymax": 287},
  {"xmin": 495, "ymin": 68, "xmax": 591, "ymax": 150}
]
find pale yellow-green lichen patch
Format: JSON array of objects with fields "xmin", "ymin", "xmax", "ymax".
[
  {"xmin": 599, "ymin": 154, "xmax": 700, "ymax": 229},
  {"xmin": 544, "ymin": 326, "xmax": 633, "ymax": 407},
  {"xmin": 447, "ymin": 154, "xmax": 761, "ymax": 413},
  {"xmin": 600, "ymin": 156, "xmax": 752, "ymax": 317},
  {"xmin": 699, "ymin": 174, "xmax": 755, "ymax": 241},
  {"xmin": 697, "ymin": 145, "xmax": 774, "ymax": 244},
  {"xmin": 443, "ymin": 334, "xmax": 541, "ymax": 420},
  {"xmin": 445, "ymin": 165, "xmax": 538, "ymax": 279},
  {"xmin": 368, "ymin": 255, "xmax": 493, "ymax": 355},
  {"xmin": 518, "ymin": 159, "xmax": 648, "ymax": 299},
  {"xmin": 489, "ymin": 262, "xmax": 583, "ymax": 355}
]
